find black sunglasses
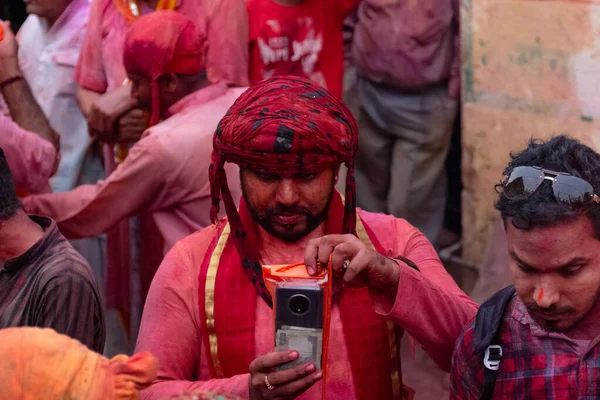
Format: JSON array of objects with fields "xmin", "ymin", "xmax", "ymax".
[{"xmin": 502, "ymin": 166, "xmax": 600, "ymax": 210}]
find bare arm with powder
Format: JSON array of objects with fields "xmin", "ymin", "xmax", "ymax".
[{"xmin": 0, "ymin": 21, "xmax": 59, "ymax": 149}]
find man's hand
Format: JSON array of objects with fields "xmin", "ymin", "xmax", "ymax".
[
  {"xmin": 249, "ymin": 351, "xmax": 322, "ymax": 400},
  {"xmin": 88, "ymin": 85, "xmax": 137, "ymax": 143},
  {"xmin": 304, "ymin": 234, "xmax": 400, "ymax": 302},
  {"xmin": 0, "ymin": 21, "xmax": 21, "ymax": 81},
  {"xmin": 117, "ymin": 108, "xmax": 149, "ymax": 143}
]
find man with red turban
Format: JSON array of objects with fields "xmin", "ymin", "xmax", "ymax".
[
  {"xmin": 135, "ymin": 76, "xmax": 477, "ymax": 400},
  {"xmin": 22, "ymin": 12, "xmax": 243, "ymax": 277}
]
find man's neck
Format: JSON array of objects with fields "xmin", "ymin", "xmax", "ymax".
[
  {"xmin": 0, "ymin": 213, "xmax": 45, "ymax": 263},
  {"xmin": 256, "ymin": 223, "xmax": 326, "ymax": 265}
]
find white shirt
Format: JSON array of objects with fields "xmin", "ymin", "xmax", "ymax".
[{"xmin": 17, "ymin": 0, "xmax": 92, "ymax": 192}]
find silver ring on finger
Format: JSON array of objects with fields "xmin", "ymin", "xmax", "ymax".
[
  {"xmin": 342, "ymin": 259, "xmax": 350, "ymax": 272},
  {"xmin": 265, "ymin": 374, "xmax": 275, "ymax": 390}
]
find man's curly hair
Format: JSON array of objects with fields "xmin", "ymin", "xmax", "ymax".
[{"xmin": 495, "ymin": 135, "xmax": 600, "ymax": 238}]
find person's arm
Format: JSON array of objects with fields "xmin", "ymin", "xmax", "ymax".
[
  {"xmin": 0, "ymin": 113, "xmax": 57, "ymax": 194},
  {"xmin": 372, "ymin": 223, "xmax": 478, "ymax": 372},
  {"xmin": 35, "ymin": 270, "xmax": 106, "ymax": 353},
  {"xmin": 204, "ymin": 0, "xmax": 249, "ymax": 86},
  {"xmin": 74, "ymin": 0, "xmax": 109, "ymax": 95},
  {"xmin": 77, "ymin": 86, "xmax": 102, "ymax": 120},
  {"xmin": 136, "ymin": 235, "xmax": 250, "ymax": 400},
  {"xmin": 21, "ymin": 136, "xmax": 164, "ymax": 239},
  {"xmin": 449, "ymin": 324, "xmax": 482, "ymax": 400},
  {"xmin": 0, "ymin": 21, "xmax": 59, "ymax": 148}
]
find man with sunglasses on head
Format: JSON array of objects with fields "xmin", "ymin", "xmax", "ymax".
[{"xmin": 451, "ymin": 135, "xmax": 600, "ymax": 399}]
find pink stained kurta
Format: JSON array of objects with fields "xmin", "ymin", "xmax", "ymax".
[
  {"xmin": 21, "ymin": 83, "xmax": 245, "ymax": 253},
  {"xmin": 0, "ymin": 113, "xmax": 55, "ymax": 194},
  {"xmin": 74, "ymin": 0, "xmax": 249, "ymax": 93},
  {"xmin": 135, "ymin": 209, "xmax": 478, "ymax": 399}
]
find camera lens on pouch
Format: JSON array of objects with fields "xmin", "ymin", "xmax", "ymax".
[{"xmin": 289, "ymin": 294, "xmax": 310, "ymax": 315}]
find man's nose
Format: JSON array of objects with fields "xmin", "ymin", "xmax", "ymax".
[
  {"xmin": 534, "ymin": 278, "xmax": 560, "ymax": 309},
  {"xmin": 275, "ymin": 178, "xmax": 299, "ymax": 206}
]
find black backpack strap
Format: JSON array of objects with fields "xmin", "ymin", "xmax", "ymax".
[{"xmin": 472, "ymin": 285, "xmax": 516, "ymax": 400}]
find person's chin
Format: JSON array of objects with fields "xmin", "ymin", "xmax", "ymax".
[
  {"xmin": 268, "ymin": 221, "xmax": 309, "ymax": 242},
  {"xmin": 25, "ymin": 4, "xmax": 41, "ymax": 14},
  {"xmin": 532, "ymin": 313, "xmax": 575, "ymax": 332}
]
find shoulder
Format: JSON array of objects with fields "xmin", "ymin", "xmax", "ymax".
[
  {"xmin": 17, "ymin": 15, "xmax": 42, "ymax": 42},
  {"xmin": 156, "ymin": 222, "xmax": 227, "ymax": 284},
  {"xmin": 34, "ymin": 226, "xmax": 99, "ymax": 290},
  {"xmin": 454, "ymin": 318, "xmax": 477, "ymax": 360},
  {"xmin": 358, "ymin": 208, "xmax": 425, "ymax": 250},
  {"xmin": 358, "ymin": 209, "xmax": 417, "ymax": 233},
  {"xmin": 169, "ymin": 221, "xmax": 225, "ymax": 258}
]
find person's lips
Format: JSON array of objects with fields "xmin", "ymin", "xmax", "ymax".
[
  {"xmin": 532, "ymin": 309, "xmax": 568, "ymax": 321},
  {"xmin": 274, "ymin": 214, "xmax": 300, "ymax": 225}
]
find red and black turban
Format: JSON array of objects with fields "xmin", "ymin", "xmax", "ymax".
[{"xmin": 210, "ymin": 76, "xmax": 359, "ymax": 235}]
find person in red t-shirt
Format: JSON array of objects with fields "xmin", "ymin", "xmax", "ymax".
[{"xmin": 247, "ymin": 0, "xmax": 358, "ymax": 99}]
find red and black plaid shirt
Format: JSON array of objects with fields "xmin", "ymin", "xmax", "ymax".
[{"xmin": 451, "ymin": 294, "xmax": 600, "ymax": 399}]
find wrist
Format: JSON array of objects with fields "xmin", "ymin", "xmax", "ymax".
[
  {"xmin": 0, "ymin": 57, "xmax": 21, "ymax": 81},
  {"xmin": 384, "ymin": 258, "xmax": 400, "ymax": 302}
]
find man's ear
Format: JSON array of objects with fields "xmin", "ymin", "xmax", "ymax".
[
  {"xmin": 165, "ymin": 73, "xmax": 178, "ymax": 93},
  {"xmin": 334, "ymin": 166, "xmax": 341, "ymax": 182}
]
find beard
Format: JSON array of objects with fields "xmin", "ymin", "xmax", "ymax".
[
  {"xmin": 524, "ymin": 286, "xmax": 600, "ymax": 333},
  {"xmin": 242, "ymin": 182, "xmax": 335, "ymax": 243}
]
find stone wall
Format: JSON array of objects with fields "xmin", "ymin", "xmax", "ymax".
[{"xmin": 461, "ymin": 0, "xmax": 600, "ymax": 267}]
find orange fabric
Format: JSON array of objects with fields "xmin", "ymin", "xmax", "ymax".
[
  {"xmin": 112, "ymin": 0, "xmax": 177, "ymax": 24},
  {"xmin": 261, "ymin": 261, "xmax": 333, "ymax": 400},
  {"xmin": 0, "ymin": 327, "xmax": 158, "ymax": 400}
]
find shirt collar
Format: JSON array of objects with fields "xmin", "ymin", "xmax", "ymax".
[
  {"xmin": 44, "ymin": 0, "xmax": 89, "ymax": 36},
  {"xmin": 2, "ymin": 216, "xmax": 58, "ymax": 273},
  {"xmin": 165, "ymin": 81, "xmax": 228, "ymax": 118}
]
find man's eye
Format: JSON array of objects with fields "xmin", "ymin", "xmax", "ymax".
[
  {"xmin": 256, "ymin": 171, "xmax": 278, "ymax": 182},
  {"xmin": 562, "ymin": 265, "xmax": 583, "ymax": 277},
  {"xmin": 518, "ymin": 264, "xmax": 536, "ymax": 274},
  {"xmin": 297, "ymin": 172, "xmax": 317, "ymax": 181}
]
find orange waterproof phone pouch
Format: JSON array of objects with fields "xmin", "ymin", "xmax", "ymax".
[{"xmin": 262, "ymin": 262, "xmax": 333, "ymax": 400}]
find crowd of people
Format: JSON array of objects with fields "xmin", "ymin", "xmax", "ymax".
[{"xmin": 1, "ymin": 0, "xmax": 600, "ymax": 399}]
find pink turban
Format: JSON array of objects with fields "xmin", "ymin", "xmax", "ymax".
[{"xmin": 123, "ymin": 10, "xmax": 206, "ymax": 126}]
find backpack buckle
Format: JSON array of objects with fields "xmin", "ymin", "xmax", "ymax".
[{"xmin": 484, "ymin": 345, "xmax": 502, "ymax": 370}]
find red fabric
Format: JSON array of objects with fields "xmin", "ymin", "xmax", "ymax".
[
  {"xmin": 123, "ymin": 10, "xmax": 206, "ymax": 126},
  {"xmin": 451, "ymin": 296, "xmax": 600, "ymax": 399},
  {"xmin": 198, "ymin": 192, "xmax": 399, "ymax": 398},
  {"xmin": 210, "ymin": 77, "xmax": 358, "ymax": 303},
  {"xmin": 247, "ymin": 0, "xmax": 357, "ymax": 99}
]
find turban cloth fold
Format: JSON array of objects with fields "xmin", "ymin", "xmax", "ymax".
[
  {"xmin": 0, "ymin": 327, "xmax": 158, "ymax": 400},
  {"xmin": 210, "ymin": 76, "xmax": 359, "ymax": 263},
  {"xmin": 123, "ymin": 10, "xmax": 206, "ymax": 126}
]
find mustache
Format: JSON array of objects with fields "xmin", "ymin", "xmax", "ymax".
[
  {"xmin": 525, "ymin": 302, "xmax": 573, "ymax": 316},
  {"xmin": 264, "ymin": 205, "xmax": 312, "ymax": 217}
]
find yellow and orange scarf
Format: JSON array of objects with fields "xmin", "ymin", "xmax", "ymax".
[{"xmin": 113, "ymin": 0, "xmax": 178, "ymax": 23}]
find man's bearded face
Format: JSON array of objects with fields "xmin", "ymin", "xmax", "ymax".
[
  {"xmin": 129, "ymin": 74, "xmax": 153, "ymax": 111},
  {"xmin": 241, "ymin": 168, "xmax": 335, "ymax": 242},
  {"xmin": 507, "ymin": 216, "xmax": 600, "ymax": 333}
]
